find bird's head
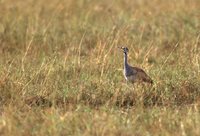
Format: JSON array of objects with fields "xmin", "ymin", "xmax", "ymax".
[{"xmin": 118, "ymin": 46, "xmax": 129, "ymax": 54}]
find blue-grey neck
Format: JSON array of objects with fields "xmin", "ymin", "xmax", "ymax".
[{"xmin": 124, "ymin": 52, "xmax": 128, "ymax": 68}]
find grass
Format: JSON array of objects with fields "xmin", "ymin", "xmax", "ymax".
[{"xmin": 0, "ymin": 0, "xmax": 200, "ymax": 135}]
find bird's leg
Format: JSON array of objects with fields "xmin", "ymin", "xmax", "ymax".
[
  {"xmin": 124, "ymin": 80, "xmax": 132, "ymax": 90},
  {"xmin": 131, "ymin": 83, "xmax": 135, "ymax": 91},
  {"xmin": 125, "ymin": 80, "xmax": 129, "ymax": 88}
]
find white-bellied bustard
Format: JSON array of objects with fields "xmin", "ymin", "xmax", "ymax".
[{"xmin": 119, "ymin": 46, "xmax": 153, "ymax": 84}]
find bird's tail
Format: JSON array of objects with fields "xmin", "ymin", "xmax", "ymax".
[{"xmin": 143, "ymin": 75, "xmax": 153, "ymax": 84}]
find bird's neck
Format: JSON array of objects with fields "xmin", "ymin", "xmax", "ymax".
[{"xmin": 124, "ymin": 52, "xmax": 128, "ymax": 67}]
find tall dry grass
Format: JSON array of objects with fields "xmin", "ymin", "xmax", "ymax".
[{"xmin": 0, "ymin": 0, "xmax": 200, "ymax": 135}]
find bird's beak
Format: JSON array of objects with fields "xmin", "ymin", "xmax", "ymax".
[{"xmin": 118, "ymin": 46, "xmax": 123, "ymax": 50}]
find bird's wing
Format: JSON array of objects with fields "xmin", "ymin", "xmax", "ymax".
[{"xmin": 131, "ymin": 66, "xmax": 153, "ymax": 84}]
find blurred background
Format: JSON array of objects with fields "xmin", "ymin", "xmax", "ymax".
[{"xmin": 0, "ymin": 0, "xmax": 200, "ymax": 135}]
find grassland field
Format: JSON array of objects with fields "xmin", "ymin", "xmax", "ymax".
[{"xmin": 0, "ymin": 0, "xmax": 200, "ymax": 135}]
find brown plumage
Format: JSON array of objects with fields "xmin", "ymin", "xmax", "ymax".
[{"xmin": 129, "ymin": 66, "xmax": 153, "ymax": 84}]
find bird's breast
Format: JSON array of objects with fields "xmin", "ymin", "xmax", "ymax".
[
  {"xmin": 124, "ymin": 69, "xmax": 136, "ymax": 81},
  {"xmin": 123, "ymin": 69, "xmax": 127, "ymax": 79}
]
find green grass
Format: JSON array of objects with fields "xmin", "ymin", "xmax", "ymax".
[{"xmin": 0, "ymin": 0, "xmax": 200, "ymax": 135}]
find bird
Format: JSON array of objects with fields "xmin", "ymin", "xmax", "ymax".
[{"xmin": 119, "ymin": 46, "xmax": 153, "ymax": 84}]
